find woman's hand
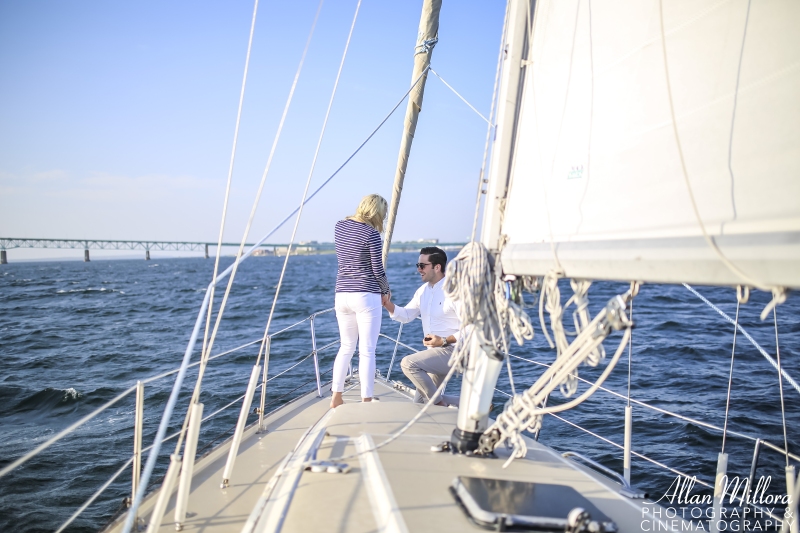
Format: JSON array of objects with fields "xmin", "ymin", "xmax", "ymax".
[{"xmin": 381, "ymin": 292, "xmax": 392, "ymax": 308}]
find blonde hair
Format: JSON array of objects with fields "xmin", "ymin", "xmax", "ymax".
[{"xmin": 347, "ymin": 194, "xmax": 388, "ymax": 233}]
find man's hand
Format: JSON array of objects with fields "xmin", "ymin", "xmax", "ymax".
[{"xmin": 423, "ymin": 334, "xmax": 443, "ymax": 347}]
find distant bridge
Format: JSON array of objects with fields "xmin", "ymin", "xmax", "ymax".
[{"xmin": 0, "ymin": 237, "xmax": 463, "ymax": 263}]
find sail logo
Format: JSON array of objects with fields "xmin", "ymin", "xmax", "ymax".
[{"xmin": 567, "ymin": 165, "xmax": 584, "ymax": 179}]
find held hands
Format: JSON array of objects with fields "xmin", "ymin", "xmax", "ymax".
[{"xmin": 381, "ymin": 291, "xmax": 393, "ymax": 312}]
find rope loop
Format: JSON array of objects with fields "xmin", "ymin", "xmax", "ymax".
[
  {"xmin": 570, "ymin": 279, "xmax": 605, "ymax": 368},
  {"xmin": 629, "ymin": 281, "xmax": 641, "ymax": 298},
  {"xmin": 415, "ymin": 37, "xmax": 438, "ymax": 55},
  {"xmin": 736, "ymin": 285, "xmax": 750, "ymax": 304},
  {"xmin": 759, "ymin": 287, "xmax": 786, "ymax": 321}
]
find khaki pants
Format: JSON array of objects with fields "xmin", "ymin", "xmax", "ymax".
[{"xmin": 400, "ymin": 346, "xmax": 460, "ymax": 406}]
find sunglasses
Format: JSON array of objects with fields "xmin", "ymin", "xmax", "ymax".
[{"xmin": 415, "ymin": 262, "xmax": 432, "ymax": 269}]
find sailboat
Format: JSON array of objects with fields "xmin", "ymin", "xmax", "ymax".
[{"xmin": 2, "ymin": 0, "xmax": 798, "ymax": 531}]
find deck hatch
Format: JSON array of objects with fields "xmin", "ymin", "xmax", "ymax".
[{"xmin": 450, "ymin": 476, "xmax": 618, "ymax": 532}]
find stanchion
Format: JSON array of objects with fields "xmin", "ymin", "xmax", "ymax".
[
  {"xmin": 623, "ymin": 405, "xmax": 632, "ymax": 484},
  {"xmin": 145, "ymin": 454, "xmax": 182, "ymax": 533},
  {"xmin": 386, "ymin": 323, "xmax": 404, "ymax": 380},
  {"xmin": 175, "ymin": 403, "xmax": 204, "ymax": 531},
  {"xmin": 258, "ymin": 337, "xmax": 271, "ymax": 432},
  {"xmin": 710, "ymin": 452, "xmax": 728, "ymax": 533},
  {"xmin": 221, "ymin": 365, "xmax": 261, "ymax": 488},
  {"xmin": 310, "ymin": 316, "xmax": 322, "ymax": 397}
]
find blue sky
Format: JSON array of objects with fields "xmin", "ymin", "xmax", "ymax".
[{"xmin": 0, "ymin": 0, "xmax": 505, "ymax": 260}]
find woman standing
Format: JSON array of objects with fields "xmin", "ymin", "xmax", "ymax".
[{"xmin": 331, "ymin": 194, "xmax": 390, "ymax": 408}]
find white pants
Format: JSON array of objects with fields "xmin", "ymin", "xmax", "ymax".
[{"xmin": 332, "ymin": 292, "xmax": 382, "ymax": 398}]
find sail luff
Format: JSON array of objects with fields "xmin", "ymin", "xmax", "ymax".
[
  {"xmin": 382, "ymin": 0, "xmax": 441, "ymax": 266},
  {"xmin": 479, "ymin": 0, "xmax": 531, "ymax": 251}
]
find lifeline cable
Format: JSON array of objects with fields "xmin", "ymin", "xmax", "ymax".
[{"xmin": 683, "ymin": 284, "xmax": 800, "ymax": 395}]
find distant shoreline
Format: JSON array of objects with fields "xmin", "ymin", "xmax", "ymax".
[{"xmin": 0, "ymin": 246, "xmax": 465, "ymax": 264}]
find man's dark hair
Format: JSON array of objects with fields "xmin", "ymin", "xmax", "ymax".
[{"xmin": 420, "ymin": 246, "xmax": 447, "ymax": 273}]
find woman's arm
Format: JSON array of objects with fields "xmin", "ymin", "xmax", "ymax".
[{"xmin": 367, "ymin": 229, "xmax": 390, "ymax": 295}]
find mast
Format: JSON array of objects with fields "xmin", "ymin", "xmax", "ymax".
[
  {"xmin": 451, "ymin": 0, "xmax": 530, "ymax": 453},
  {"xmin": 382, "ymin": 0, "xmax": 442, "ymax": 266}
]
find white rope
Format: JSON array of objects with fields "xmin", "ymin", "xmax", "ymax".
[
  {"xmin": 569, "ymin": 279, "xmax": 605, "ymax": 365},
  {"xmin": 683, "ymin": 284, "xmax": 800, "ymax": 395},
  {"xmin": 123, "ymin": 4, "xmax": 325, "ymax": 530},
  {"xmin": 444, "ymin": 242, "xmax": 533, "ymax": 371},
  {"xmin": 257, "ymin": 0, "xmax": 362, "ymax": 363},
  {"xmin": 485, "ymin": 286, "xmax": 633, "ymax": 463},
  {"xmin": 494, "ymin": 325, "xmax": 630, "ymax": 466},
  {"xmin": 538, "ymin": 275, "xmax": 612, "ymax": 397}
]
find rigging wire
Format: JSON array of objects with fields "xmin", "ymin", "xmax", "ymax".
[
  {"xmin": 429, "ymin": 68, "xmax": 492, "ymax": 126},
  {"xmin": 721, "ymin": 298, "xmax": 740, "ymax": 453},
  {"xmin": 198, "ymin": 0, "xmax": 325, "ymax": 397},
  {"xmin": 175, "ymin": 0, "xmax": 261, "ymax": 460},
  {"xmin": 3, "ymin": 36, "xmax": 434, "ymax": 529},
  {"xmin": 256, "ymin": 0, "xmax": 363, "ymax": 369},
  {"xmin": 123, "ymin": 3, "xmax": 326, "ymax": 530},
  {"xmin": 774, "ymin": 310, "xmax": 789, "ymax": 466},
  {"xmin": 683, "ymin": 283, "xmax": 800, "ymax": 396}
]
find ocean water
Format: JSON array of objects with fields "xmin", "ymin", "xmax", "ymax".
[{"xmin": 0, "ymin": 253, "xmax": 797, "ymax": 532}]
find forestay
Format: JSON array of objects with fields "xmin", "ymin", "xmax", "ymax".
[{"xmin": 495, "ymin": 0, "xmax": 800, "ymax": 288}]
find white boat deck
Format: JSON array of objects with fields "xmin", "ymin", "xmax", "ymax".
[{"xmin": 105, "ymin": 377, "xmax": 670, "ymax": 532}]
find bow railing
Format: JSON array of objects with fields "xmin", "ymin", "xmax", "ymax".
[{"xmin": 0, "ymin": 307, "xmax": 410, "ymax": 532}]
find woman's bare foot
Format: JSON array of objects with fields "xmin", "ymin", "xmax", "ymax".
[
  {"xmin": 362, "ymin": 397, "xmax": 373, "ymax": 402},
  {"xmin": 330, "ymin": 392, "xmax": 344, "ymax": 409}
]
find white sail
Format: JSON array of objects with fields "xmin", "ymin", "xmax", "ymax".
[{"xmin": 488, "ymin": 0, "xmax": 800, "ymax": 288}]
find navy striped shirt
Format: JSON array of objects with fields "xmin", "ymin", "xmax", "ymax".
[{"xmin": 334, "ymin": 219, "xmax": 390, "ymax": 295}]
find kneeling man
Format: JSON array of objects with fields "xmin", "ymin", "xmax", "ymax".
[{"xmin": 383, "ymin": 246, "xmax": 462, "ymax": 406}]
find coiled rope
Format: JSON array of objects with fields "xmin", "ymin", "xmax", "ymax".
[{"xmin": 444, "ymin": 241, "xmax": 534, "ymax": 369}]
